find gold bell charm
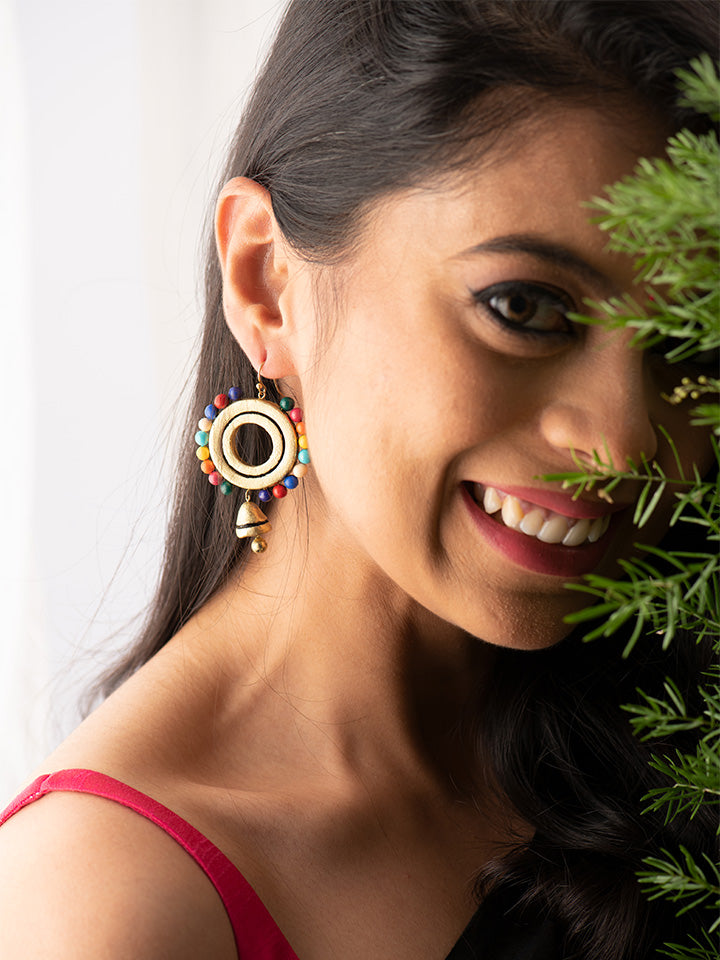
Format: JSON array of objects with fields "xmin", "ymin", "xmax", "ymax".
[{"xmin": 235, "ymin": 499, "xmax": 271, "ymax": 553}]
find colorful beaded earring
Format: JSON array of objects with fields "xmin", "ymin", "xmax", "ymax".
[{"xmin": 194, "ymin": 365, "xmax": 310, "ymax": 553}]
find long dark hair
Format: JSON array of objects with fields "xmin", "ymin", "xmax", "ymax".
[{"xmin": 96, "ymin": 2, "xmax": 718, "ymax": 957}]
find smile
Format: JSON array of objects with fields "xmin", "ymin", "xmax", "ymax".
[
  {"xmin": 461, "ymin": 483, "xmax": 625, "ymax": 578},
  {"xmin": 472, "ymin": 484, "xmax": 611, "ymax": 547}
]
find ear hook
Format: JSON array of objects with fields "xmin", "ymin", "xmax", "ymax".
[
  {"xmin": 256, "ymin": 360, "xmax": 279, "ymax": 399},
  {"xmin": 256, "ymin": 362, "xmax": 267, "ymax": 400}
]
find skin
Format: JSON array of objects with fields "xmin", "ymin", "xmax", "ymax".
[{"xmin": 0, "ymin": 104, "xmax": 713, "ymax": 960}]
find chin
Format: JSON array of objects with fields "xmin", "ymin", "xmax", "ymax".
[
  {"xmin": 482, "ymin": 622, "xmax": 572, "ymax": 651},
  {"xmin": 460, "ymin": 591, "xmax": 582, "ymax": 651}
]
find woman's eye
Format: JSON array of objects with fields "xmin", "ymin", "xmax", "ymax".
[{"xmin": 473, "ymin": 281, "xmax": 573, "ymax": 335}]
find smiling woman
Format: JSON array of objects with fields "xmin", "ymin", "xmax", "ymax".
[{"xmin": 0, "ymin": 2, "xmax": 717, "ymax": 959}]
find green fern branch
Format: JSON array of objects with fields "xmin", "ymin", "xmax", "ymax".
[
  {"xmin": 638, "ymin": 847, "xmax": 720, "ymax": 923},
  {"xmin": 551, "ymin": 56, "xmax": 720, "ymax": 957}
]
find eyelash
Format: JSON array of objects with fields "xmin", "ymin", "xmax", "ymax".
[
  {"xmin": 470, "ymin": 283, "xmax": 720, "ymax": 372},
  {"xmin": 471, "ymin": 280, "xmax": 575, "ymax": 339}
]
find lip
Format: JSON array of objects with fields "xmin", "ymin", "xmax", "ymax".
[
  {"xmin": 461, "ymin": 484, "xmax": 625, "ymax": 578},
  {"xmin": 482, "ymin": 484, "xmax": 630, "ymax": 520}
]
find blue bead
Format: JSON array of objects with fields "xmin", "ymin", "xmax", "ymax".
[
  {"xmin": 298, "ymin": 449, "xmax": 310, "ymax": 464},
  {"xmin": 205, "ymin": 404, "xmax": 217, "ymax": 420},
  {"xmin": 228, "ymin": 387, "xmax": 241, "ymax": 402},
  {"xmin": 279, "ymin": 397, "xmax": 294, "ymax": 411},
  {"xmin": 283, "ymin": 475, "xmax": 299, "ymax": 489},
  {"xmin": 258, "ymin": 489, "xmax": 271, "ymax": 502},
  {"xmin": 195, "ymin": 430, "xmax": 209, "ymax": 446}
]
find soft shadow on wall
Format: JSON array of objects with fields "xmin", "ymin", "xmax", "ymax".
[{"xmin": 0, "ymin": 0, "xmax": 287, "ymax": 802}]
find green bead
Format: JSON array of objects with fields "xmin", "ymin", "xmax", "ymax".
[
  {"xmin": 195, "ymin": 430, "xmax": 209, "ymax": 446},
  {"xmin": 279, "ymin": 397, "xmax": 294, "ymax": 411},
  {"xmin": 220, "ymin": 480, "xmax": 233, "ymax": 495}
]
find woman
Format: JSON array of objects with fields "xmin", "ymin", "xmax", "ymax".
[{"xmin": 0, "ymin": 1, "xmax": 716, "ymax": 958}]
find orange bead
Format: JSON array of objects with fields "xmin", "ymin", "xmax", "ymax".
[
  {"xmin": 201, "ymin": 459, "xmax": 215, "ymax": 474},
  {"xmin": 196, "ymin": 446, "xmax": 210, "ymax": 461},
  {"xmin": 295, "ymin": 422, "xmax": 305, "ymax": 434}
]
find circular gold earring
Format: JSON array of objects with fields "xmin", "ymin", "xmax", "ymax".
[{"xmin": 192, "ymin": 365, "xmax": 310, "ymax": 551}]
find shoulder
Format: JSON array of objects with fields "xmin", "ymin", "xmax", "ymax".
[
  {"xmin": 0, "ymin": 786, "xmax": 237, "ymax": 959},
  {"xmin": 0, "ymin": 638, "xmax": 264, "ymax": 958}
]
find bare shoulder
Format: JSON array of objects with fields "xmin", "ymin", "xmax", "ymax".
[
  {"xmin": 0, "ymin": 787, "xmax": 237, "ymax": 960},
  {"xmin": 0, "ymin": 636, "xmax": 257, "ymax": 958},
  {"xmin": 35, "ymin": 622, "xmax": 253, "ymax": 784},
  {"xmin": 0, "ymin": 643, "xmax": 243, "ymax": 959}
]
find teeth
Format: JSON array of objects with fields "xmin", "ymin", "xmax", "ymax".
[
  {"xmin": 501, "ymin": 495, "xmax": 524, "ymax": 529},
  {"xmin": 537, "ymin": 514, "xmax": 569, "ymax": 543},
  {"xmin": 562, "ymin": 518, "xmax": 590, "ymax": 547},
  {"xmin": 475, "ymin": 485, "xmax": 611, "ymax": 548},
  {"xmin": 519, "ymin": 509, "xmax": 545, "ymax": 536},
  {"xmin": 587, "ymin": 515, "xmax": 610, "ymax": 542}
]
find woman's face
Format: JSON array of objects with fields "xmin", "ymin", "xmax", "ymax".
[{"xmin": 285, "ymin": 105, "xmax": 714, "ymax": 649}]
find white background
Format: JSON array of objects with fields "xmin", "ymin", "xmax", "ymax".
[{"xmin": 0, "ymin": 0, "xmax": 287, "ymax": 802}]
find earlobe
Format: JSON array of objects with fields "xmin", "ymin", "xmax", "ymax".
[{"xmin": 215, "ymin": 177, "xmax": 292, "ymax": 376}]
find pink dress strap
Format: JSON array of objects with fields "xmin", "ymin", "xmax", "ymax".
[{"xmin": 0, "ymin": 768, "xmax": 299, "ymax": 960}]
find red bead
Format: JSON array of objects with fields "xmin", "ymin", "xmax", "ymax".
[
  {"xmin": 288, "ymin": 407, "xmax": 303, "ymax": 422},
  {"xmin": 214, "ymin": 393, "xmax": 228, "ymax": 409},
  {"xmin": 208, "ymin": 471, "xmax": 221, "ymax": 485},
  {"xmin": 272, "ymin": 484, "xmax": 287, "ymax": 498}
]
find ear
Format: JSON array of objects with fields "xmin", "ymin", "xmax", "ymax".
[{"xmin": 215, "ymin": 177, "xmax": 294, "ymax": 378}]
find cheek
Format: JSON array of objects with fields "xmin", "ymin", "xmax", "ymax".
[
  {"xmin": 300, "ymin": 365, "xmax": 527, "ymax": 614},
  {"xmin": 304, "ymin": 384, "xmax": 441, "ymax": 542},
  {"xmin": 306, "ymin": 339, "xmax": 512, "ymax": 509}
]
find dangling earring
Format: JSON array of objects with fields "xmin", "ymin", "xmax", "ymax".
[{"xmin": 193, "ymin": 365, "xmax": 310, "ymax": 552}]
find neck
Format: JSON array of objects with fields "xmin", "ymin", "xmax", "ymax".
[{"xmin": 177, "ymin": 488, "xmax": 496, "ymax": 796}]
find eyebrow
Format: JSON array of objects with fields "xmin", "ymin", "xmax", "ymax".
[{"xmin": 459, "ymin": 233, "xmax": 620, "ymax": 297}]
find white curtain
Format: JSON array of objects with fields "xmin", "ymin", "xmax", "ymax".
[{"xmin": 0, "ymin": 0, "xmax": 286, "ymax": 803}]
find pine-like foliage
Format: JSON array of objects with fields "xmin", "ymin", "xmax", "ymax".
[{"xmin": 546, "ymin": 56, "xmax": 720, "ymax": 960}]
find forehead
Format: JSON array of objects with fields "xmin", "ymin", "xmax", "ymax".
[{"xmin": 355, "ymin": 104, "xmax": 668, "ymax": 273}]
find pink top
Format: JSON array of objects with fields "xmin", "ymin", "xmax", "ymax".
[{"xmin": 0, "ymin": 769, "xmax": 299, "ymax": 960}]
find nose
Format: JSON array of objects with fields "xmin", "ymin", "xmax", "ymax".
[{"xmin": 539, "ymin": 334, "xmax": 659, "ymax": 470}]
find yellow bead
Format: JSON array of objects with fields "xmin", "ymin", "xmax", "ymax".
[
  {"xmin": 298, "ymin": 435, "xmax": 308, "ymax": 449},
  {"xmin": 198, "ymin": 418, "xmax": 213, "ymax": 432},
  {"xmin": 196, "ymin": 446, "xmax": 210, "ymax": 461},
  {"xmin": 251, "ymin": 536, "xmax": 267, "ymax": 553},
  {"xmin": 292, "ymin": 462, "xmax": 308, "ymax": 479}
]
